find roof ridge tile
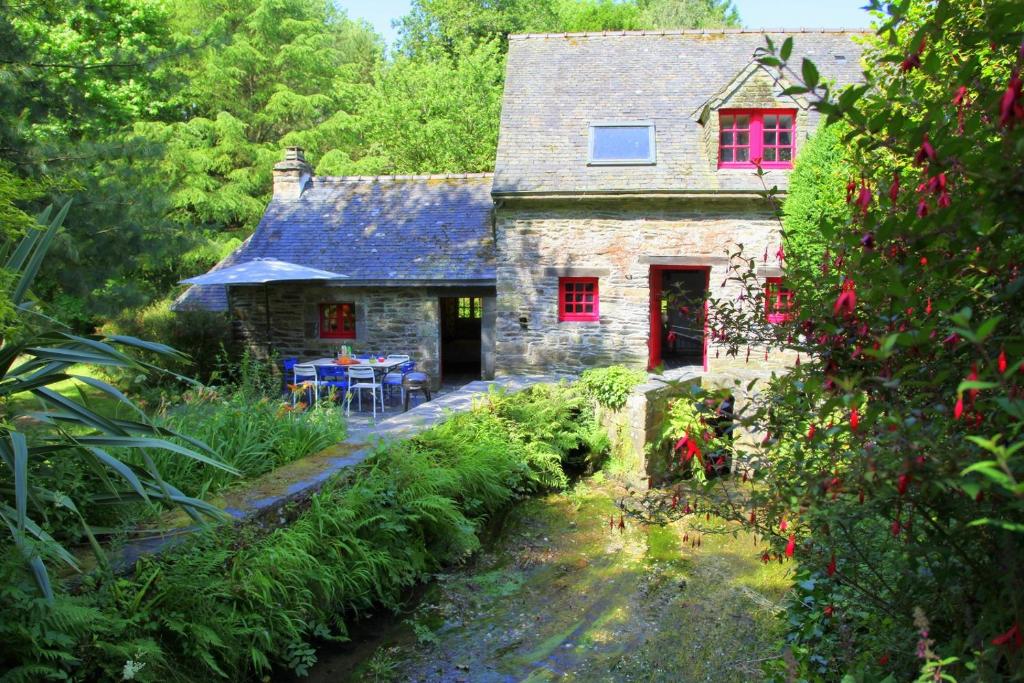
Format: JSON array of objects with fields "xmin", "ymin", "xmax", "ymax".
[
  {"xmin": 509, "ymin": 28, "xmax": 868, "ymax": 40},
  {"xmin": 313, "ymin": 173, "xmax": 495, "ymax": 183}
]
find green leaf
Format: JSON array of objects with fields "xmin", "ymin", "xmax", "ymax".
[
  {"xmin": 801, "ymin": 58, "xmax": 820, "ymax": 89},
  {"xmin": 70, "ymin": 435, "xmax": 238, "ymax": 474},
  {"xmin": 11, "ymin": 432, "xmax": 28, "ymax": 534},
  {"xmin": 780, "ymin": 37, "xmax": 793, "ymax": 62},
  {"xmin": 11, "ymin": 200, "xmax": 70, "ymax": 306}
]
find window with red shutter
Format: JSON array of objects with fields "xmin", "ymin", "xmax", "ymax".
[
  {"xmin": 719, "ymin": 109, "xmax": 796, "ymax": 169},
  {"xmin": 319, "ymin": 303, "xmax": 356, "ymax": 338}
]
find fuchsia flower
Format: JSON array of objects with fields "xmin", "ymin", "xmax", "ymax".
[
  {"xmin": 780, "ymin": 517, "xmax": 788, "ymax": 532},
  {"xmin": 999, "ymin": 348, "xmax": 1008, "ymax": 373},
  {"xmin": 749, "ymin": 509, "xmax": 756, "ymax": 524},
  {"xmin": 827, "ymin": 553, "xmax": 837, "ymax": 577},
  {"xmin": 954, "ymin": 394, "xmax": 965, "ymax": 420},
  {"xmin": 914, "ymin": 133, "xmax": 936, "ymax": 165},
  {"xmin": 992, "ymin": 622, "xmax": 1023, "ymax": 651},
  {"xmin": 891, "ymin": 519, "xmax": 901, "ymax": 537},
  {"xmin": 845, "ymin": 179, "xmax": 857, "ymax": 203},
  {"xmin": 999, "ymin": 70, "xmax": 1023, "ymax": 129},
  {"xmin": 850, "ymin": 407, "xmax": 860, "ymax": 431},
  {"xmin": 824, "ymin": 605, "xmax": 834, "ymax": 617},
  {"xmin": 785, "ymin": 534, "xmax": 796, "ymax": 557},
  {"xmin": 899, "ymin": 38, "xmax": 926, "ymax": 71},
  {"xmin": 807, "ymin": 424, "xmax": 816, "ymax": 440},
  {"xmin": 833, "ymin": 278, "xmax": 857, "ymax": 317},
  {"xmin": 889, "ymin": 173, "xmax": 900, "ymax": 202},
  {"xmin": 916, "ymin": 198, "xmax": 929, "ymax": 218},
  {"xmin": 897, "ymin": 473, "xmax": 911, "ymax": 495},
  {"xmin": 856, "ymin": 181, "xmax": 873, "ymax": 214}
]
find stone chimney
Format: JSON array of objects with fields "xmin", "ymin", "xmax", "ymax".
[{"xmin": 272, "ymin": 146, "xmax": 312, "ymax": 199}]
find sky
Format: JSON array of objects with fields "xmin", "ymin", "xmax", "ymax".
[{"xmin": 338, "ymin": 0, "xmax": 875, "ymax": 47}]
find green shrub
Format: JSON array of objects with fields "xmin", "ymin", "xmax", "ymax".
[
  {"xmin": 576, "ymin": 365, "xmax": 647, "ymax": 410},
  {"xmin": 100, "ymin": 297, "xmax": 233, "ymax": 385}
]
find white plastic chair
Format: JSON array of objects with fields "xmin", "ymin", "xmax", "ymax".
[
  {"xmin": 345, "ymin": 366, "xmax": 384, "ymax": 418},
  {"xmin": 292, "ymin": 364, "xmax": 320, "ymax": 406}
]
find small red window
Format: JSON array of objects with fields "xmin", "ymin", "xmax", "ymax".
[
  {"xmin": 559, "ymin": 278, "xmax": 599, "ymax": 322},
  {"xmin": 320, "ymin": 303, "xmax": 356, "ymax": 338},
  {"xmin": 765, "ymin": 278, "xmax": 794, "ymax": 324},
  {"xmin": 719, "ymin": 109, "xmax": 796, "ymax": 169}
]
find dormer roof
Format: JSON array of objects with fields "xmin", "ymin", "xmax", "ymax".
[{"xmin": 492, "ymin": 29, "xmax": 865, "ymax": 197}]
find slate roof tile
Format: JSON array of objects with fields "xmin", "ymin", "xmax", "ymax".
[
  {"xmin": 173, "ymin": 175, "xmax": 494, "ymax": 312},
  {"xmin": 493, "ymin": 30, "xmax": 866, "ymax": 195}
]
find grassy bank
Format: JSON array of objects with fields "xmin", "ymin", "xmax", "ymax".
[{"xmin": 0, "ymin": 383, "xmax": 604, "ymax": 682}]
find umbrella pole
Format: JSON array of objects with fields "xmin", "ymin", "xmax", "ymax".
[{"xmin": 264, "ymin": 285, "xmax": 272, "ymax": 355}]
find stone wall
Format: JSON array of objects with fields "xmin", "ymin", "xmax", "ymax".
[
  {"xmin": 494, "ymin": 196, "xmax": 798, "ymax": 385},
  {"xmin": 228, "ymin": 284, "xmax": 494, "ymax": 387}
]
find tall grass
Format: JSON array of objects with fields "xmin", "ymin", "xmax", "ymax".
[
  {"xmin": 0, "ymin": 383, "xmax": 606, "ymax": 682},
  {"xmin": 147, "ymin": 388, "xmax": 346, "ymax": 497}
]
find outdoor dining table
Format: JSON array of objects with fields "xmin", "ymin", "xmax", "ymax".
[{"xmin": 307, "ymin": 357, "xmax": 405, "ymax": 413}]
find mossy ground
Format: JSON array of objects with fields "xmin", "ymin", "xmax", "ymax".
[{"xmin": 310, "ymin": 473, "xmax": 791, "ymax": 682}]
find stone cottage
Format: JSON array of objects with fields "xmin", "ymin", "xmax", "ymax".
[{"xmin": 176, "ymin": 29, "xmax": 864, "ymax": 385}]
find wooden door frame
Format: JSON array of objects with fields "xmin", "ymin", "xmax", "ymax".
[{"xmin": 648, "ymin": 265, "xmax": 710, "ymax": 371}]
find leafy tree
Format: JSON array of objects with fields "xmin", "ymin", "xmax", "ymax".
[{"xmin": 781, "ymin": 122, "xmax": 858, "ymax": 309}]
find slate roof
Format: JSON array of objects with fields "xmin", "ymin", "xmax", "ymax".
[
  {"xmin": 173, "ymin": 174, "xmax": 495, "ymax": 312},
  {"xmin": 493, "ymin": 29, "xmax": 866, "ymax": 196}
]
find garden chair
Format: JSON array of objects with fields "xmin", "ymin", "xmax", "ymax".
[
  {"xmin": 401, "ymin": 372, "xmax": 432, "ymax": 412},
  {"xmin": 291, "ymin": 363, "xmax": 320, "ymax": 407},
  {"xmin": 345, "ymin": 366, "xmax": 384, "ymax": 418},
  {"xmin": 316, "ymin": 364, "xmax": 348, "ymax": 403},
  {"xmin": 382, "ymin": 355, "xmax": 412, "ymax": 403}
]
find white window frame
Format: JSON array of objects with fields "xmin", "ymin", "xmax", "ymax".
[{"xmin": 587, "ymin": 121, "xmax": 657, "ymax": 166}]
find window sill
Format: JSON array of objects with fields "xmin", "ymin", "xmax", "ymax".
[{"xmin": 587, "ymin": 160, "xmax": 657, "ymax": 167}]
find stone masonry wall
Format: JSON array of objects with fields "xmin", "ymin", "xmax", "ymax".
[
  {"xmin": 228, "ymin": 284, "xmax": 442, "ymax": 384},
  {"xmin": 494, "ymin": 197, "xmax": 798, "ymax": 385}
]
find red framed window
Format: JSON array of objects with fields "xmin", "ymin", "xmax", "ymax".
[
  {"xmin": 319, "ymin": 302, "xmax": 356, "ymax": 338},
  {"xmin": 558, "ymin": 278, "xmax": 599, "ymax": 322},
  {"xmin": 718, "ymin": 109, "xmax": 796, "ymax": 169},
  {"xmin": 765, "ymin": 277, "xmax": 794, "ymax": 324}
]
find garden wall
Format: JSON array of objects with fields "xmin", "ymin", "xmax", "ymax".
[{"xmin": 597, "ymin": 370, "xmax": 702, "ymax": 477}]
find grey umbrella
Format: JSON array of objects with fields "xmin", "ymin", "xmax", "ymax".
[{"xmin": 180, "ymin": 258, "xmax": 348, "ymax": 342}]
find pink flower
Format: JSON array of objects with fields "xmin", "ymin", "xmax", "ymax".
[
  {"xmin": 992, "ymin": 622, "xmax": 1023, "ymax": 651},
  {"xmin": 999, "ymin": 348, "xmax": 1008, "ymax": 373},
  {"xmin": 937, "ymin": 191, "xmax": 951, "ymax": 208},
  {"xmin": 917, "ymin": 198, "xmax": 929, "ymax": 218},
  {"xmin": 785, "ymin": 533, "xmax": 796, "ymax": 557},
  {"xmin": 954, "ymin": 394, "xmax": 964, "ymax": 419},
  {"xmin": 827, "ymin": 553, "xmax": 836, "ymax": 577},
  {"xmin": 850, "ymin": 407, "xmax": 860, "ymax": 431},
  {"xmin": 897, "ymin": 473, "xmax": 910, "ymax": 495},
  {"xmin": 888, "ymin": 173, "xmax": 900, "ymax": 202}
]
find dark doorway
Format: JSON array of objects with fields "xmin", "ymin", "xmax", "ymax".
[
  {"xmin": 439, "ymin": 296, "xmax": 482, "ymax": 382},
  {"xmin": 649, "ymin": 267, "xmax": 709, "ymax": 370}
]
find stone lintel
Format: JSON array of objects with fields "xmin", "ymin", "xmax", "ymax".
[
  {"xmin": 542, "ymin": 267, "xmax": 611, "ymax": 278},
  {"xmin": 757, "ymin": 266, "xmax": 784, "ymax": 277},
  {"xmin": 638, "ymin": 255, "xmax": 730, "ymax": 266}
]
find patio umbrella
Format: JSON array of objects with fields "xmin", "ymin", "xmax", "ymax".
[{"xmin": 180, "ymin": 258, "xmax": 348, "ymax": 341}]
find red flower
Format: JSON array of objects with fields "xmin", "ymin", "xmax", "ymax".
[
  {"xmin": 780, "ymin": 517, "xmax": 788, "ymax": 532},
  {"xmin": 917, "ymin": 198, "xmax": 929, "ymax": 218},
  {"xmin": 891, "ymin": 519, "xmax": 901, "ymax": 536},
  {"xmin": 999, "ymin": 70, "xmax": 1023, "ymax": 129},
  {"xmin": 998, "ymin": 348, "xmax": 1008, "ymax": 374},
  {"xmin": 824, "ymin": 605, "xmax": 834, "ymax": 617},
  {"xmin": 785, "ymin": 534, "xmax": 796, "ymax": 557},
  {"xmin": 898, "ymin": 473, "xmax": 911, "ymax": 495},
  {"xmin": 992, "ymin": 622, "xmax": 1023, "ymax": 651},
  {"xmin": 878, "ymin": 653, "xmax": 890, "ymax": 665},
  {"xmin": 925, "ymin": 298, "xmax": 933, "ymax": 315},
  {"xmin": 845, "ymin": 179, "xmax": 857, "ymax": 203},
  {"xmin": 914, "ymin": 133, "xmax": 936, "ymax": 165},
  {"xmin": 856, "ymin": 182, "xmax": 873, "ymax": 214},
  {"xmin": 850, "ymin": 407, "xmax": 860, "ymax": 431},
  {"xmin": 967, "ymin": 364, "xmax": 979, "ymax": 402},
  {"xmin": 888, "ymin": 173, "xmax": 900, "ymax": 202},
  {"xmin": 674, "ymin": 435, "xmax": 688, "ymax": 452},
  {"xmin": 807, "ymin": 424, "xmax": 816, "ymax": 440},
  {"xmin": 827, "ymin": 553, "xmax": 837, "ymax": 577},
  {"xmin": 833, "ymin": 278, "xmax": 857, "ymax": 317},
  {"xmin": 952, "ymin": 85, "xmax": 969, "ymax": 106},
  {"xmin": 749, "ymin": 509, "xmax": 756, "ymax": 524},
  {"xmin": 954, "ymin": 395, "xmax": 964, "ymax": 419},
  {"xmin": 937, "ymin": 191, "xmax": 951, "ymax": 209}
]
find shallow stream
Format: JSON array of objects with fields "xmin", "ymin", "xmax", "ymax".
[{"xmin": 304, "ymin": 474, "xmax": 789, "ymax": 682}]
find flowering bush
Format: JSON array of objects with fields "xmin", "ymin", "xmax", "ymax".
[{"xmin": 675, "ymin": 1, "xmax": 1024, "ymax": 679}]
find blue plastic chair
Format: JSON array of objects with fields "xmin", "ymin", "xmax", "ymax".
[
  {"xmin": 282, "ymin": 357, "xmax": 299, "ymax": 396},
  {"xmin": 316, "ymin": 364, "xmax": 349, "ymax": 401},
  {"xmin": 383, "ymin": 360, "xmax": 416, "ymax": 404}
]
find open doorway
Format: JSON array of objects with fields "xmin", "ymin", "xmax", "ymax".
[
  {"xmin": 439, "ymin": 296, "xmax": 482, "ymax": 383},
  {"xmin": 649, "ymin": 266, "xmax": 709, "ymax": 370}
]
